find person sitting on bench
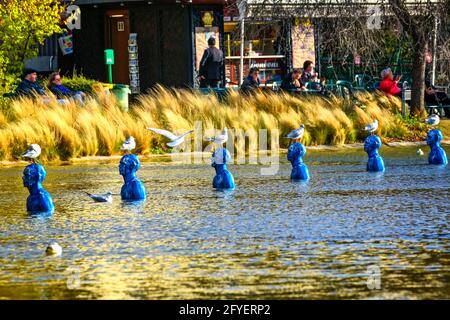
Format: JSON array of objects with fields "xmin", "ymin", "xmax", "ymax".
[
  {"xmin": 48, "ymin": 72, "xmax": 86, "ymax": 105},
  {"xmin": 425, "ymin": 80, "xmax": 450, "ymax": 118},
  {"xmin": 15, "ymin": 69, "xmax": 47, "ymax": 98},
  {"xmin": 379, "ymin": 68, "xmax": 402, "ymax": 97}
]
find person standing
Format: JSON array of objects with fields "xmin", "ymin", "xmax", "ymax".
[{"xmin": 198, "ymin": 37, "xmax": 224, "ymax": 88}]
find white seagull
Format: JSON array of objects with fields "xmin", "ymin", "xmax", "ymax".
[
  {"xmin": 84, "ymin": 191, "xmax": 113, "ymax": 203},
  {"xmin": 22, "ymin": 144, "xmax": 41, "ymax": 162},
  {"xmin": 121, "ymin": 136, "xmax": 136, "ymax": 152},
  {"xmin": 46, "ymin": 241, "xmax": 62, "ymax": 256},
  {"xmin": 416, "ymin": 148, "xmax": 424, "ymax": 156},
  {"xmin": 147, "ymin": 128, "xmax": 194, "ymax": 147},
  {"xmin": 425, "ymin": 114, "xmax": 440, "ymax": 126},
  {"xmin": 204, "ymin": 128, "xmax": 228, "ymax": 145},
  {"xmin": 365, "ymin": 119, "xmax": 378, "ymax": 134},
  {"xmin": 285, "ymin": 124, "xmax": 305, "ymax": 140}
]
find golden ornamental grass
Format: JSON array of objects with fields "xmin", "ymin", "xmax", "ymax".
[{"xmin": 0, "ymin": 85, "xmax": 415, "ymax": 162}]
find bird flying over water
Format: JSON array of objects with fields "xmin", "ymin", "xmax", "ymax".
[
  {"xmin": 424, "ymin": 114, "xmax": 440, "ymax": 126},
  {"xmin": 147, "ymin": 128, "xmax": 194, "ymax": 147},
  {"xmin": 204, "ymin": 128, "xmax": 228, "ymax": 145},
  {"xmin": 84, "ymin": 191, "xmax": 113, "ymax": 203},
  {"xmin": 22, "ymin": 144, "xmax": 41, "ymax": 162},
  {"xmin": 365, "ymin": 119, "xmax": 378, "ymax": 133},
  {"xmin": 285, "ymin": 124, "xmax": 305, "ymax": 140},
  {"xmin": 121, "ymin": 136, "xmax": 136, "ymax": 152}
]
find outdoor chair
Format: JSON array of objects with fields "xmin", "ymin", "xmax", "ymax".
[{"xmin": 335, "ymin": 80, "xmax": 354, "ymax": 100}]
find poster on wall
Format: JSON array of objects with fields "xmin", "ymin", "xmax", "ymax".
[
  {"xmin": 195, "ymin": 26, "xmax": 220, "ymax": 72},
  {"xmin": 291, "ymin": 19, "xmax": 315, "ymax": 69},
  {"xmin": 58, "ymin": 33, "xmax": 74, "ymax": 55}
]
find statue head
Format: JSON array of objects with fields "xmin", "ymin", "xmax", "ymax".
[
  {"xmin": 364, "ymin": 135, "xmax": 382, "ymax": 154},
  {"xmin": 119, "ymin": 154, "xmax": 141, "ymax": 177},
  {"xmin": 23, "ymin": 163, "xmax": 46, "ymax": 189},
  {"xmin": 426, "ymin": 129, "xmax": 443, "ymax": 147}
]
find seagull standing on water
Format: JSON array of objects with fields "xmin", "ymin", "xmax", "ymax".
[
  {"xmin": 365, "ymin": 119, "xmax": 378, "ymax": 134},
  {"xmin": 84, "ymin": 191, "xmax": 113, "ymax": 203},
  {"xmin": 285, "ymin": 124, "xmax": 305, "ymax": 140},
  {"xmin": 416, "ymin": 148, "xmax": 424, "ymax": 156},
  {"xmin": 121, "ymin": 136, "xmax": 136, "ymax": 152},
  {"xmin": 425, "ymin": 114, "xmax": 440, "ymax": 126},
  {"xmin": 22, "ymin": 144, "xmax": 41, "ymax": 163},
  {"xmin": 147, "ymin": 128, "xmax": 194, "ymax": 147},
  {"xmin": 204, "ymin": 128, "xmax": 228, "ymax": 145}
]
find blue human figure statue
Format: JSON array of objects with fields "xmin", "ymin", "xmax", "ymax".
[
  {"xmin": 211, "ymin": 147, "xmax": 235, "ymax": 190},
  {"xmin": 426, "ymin": 129, "xmax": 448, "ymax": 165},
  {"xmin": 364, "ymin": 135, "xmax": 385, "ymax": 172},
  {"xmin": 119, "ymin": 154, "xmax": 146, "ymax": 200},
  {"xmin": 22, "ymin": 163, "xmax": 54, "ymax": 214},
  {"xmin": 287, "ymin": 142, "xmax": 310, "ymax": 180}
]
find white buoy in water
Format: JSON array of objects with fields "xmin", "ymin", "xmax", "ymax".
[{"xmin": 46, "ymin": 241, "xmax": 62, "ymax": 256}]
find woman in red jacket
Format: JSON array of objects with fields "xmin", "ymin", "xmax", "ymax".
[{"xmin": 379, "ymin": 68, "xmax": 402, "ymax": 97}]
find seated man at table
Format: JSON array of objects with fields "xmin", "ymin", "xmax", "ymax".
[
  {"xmin": 425, "ymin": 80, "xmax": 450, "ymax": 118},
  {"xmin": 280, "ymin": 69, "xmax": 304, "ymax": 91},
  {"xmin": 240, "ymin": 67, "xmax": 260, "ymax": 94},
  {"xmin": 379, "ymin": 67, "xmax": 402, "ymax": 97}
]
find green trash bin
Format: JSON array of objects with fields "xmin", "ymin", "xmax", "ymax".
[{"xmin": 111, "ymin": 84, "xmax": 131, "ymax": 111}]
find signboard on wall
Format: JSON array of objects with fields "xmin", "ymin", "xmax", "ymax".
[
  {"xmin": 128, "ymin": 33, "xmax": 140, "ymax": 94},
  {"xmin": 291, "ymin": 19, "xmax": 315, "ymax": 69}
]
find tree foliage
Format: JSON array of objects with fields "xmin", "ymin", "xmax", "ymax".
[{"xmin": 0, "ymin": 0, "xmax": 66, "ymax": 93}]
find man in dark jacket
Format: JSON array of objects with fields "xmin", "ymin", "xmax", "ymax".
[
  {"xmin": 15, "ymin": 69, "xmax": 47, "ymax": 97},
  {"xmin": 280, "ymin": 69, "xmax": 304, "ymax": 91},
  {"xmin": 198, "ymin": 37, "xmax": 224, "ymax": 88},
  {"xmin": 240, "ymin": 67, "xmax": 260, "ymax": 94}
]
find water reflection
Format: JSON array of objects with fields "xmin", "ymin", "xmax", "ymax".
[{"xmin": 0, "ymin": 146, "xmax": 448, "ymax": 299}]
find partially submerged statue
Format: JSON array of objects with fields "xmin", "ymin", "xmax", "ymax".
[
  {"xmin": 364, "ymin": 135, "xmax": 385, "ymax": 172},
  {"xmin": 23, "ymin": 163, "xmax": 54, "ymax": 214},
  {"xmin": 287, "ymin": 142, "xmax": 310, "ymax": 181},
  {"xmin": 119, "ymin": 154, "xmax": 147, "ymax": 200},
  {"xmin": 211, "ymin": 147, "xmax": 235, "ymax": 190},
  {"xmin": 426, "ymin": 129, "xmax": 448, "ymax": 165}
]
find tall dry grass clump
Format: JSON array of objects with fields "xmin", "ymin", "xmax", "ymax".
[{"xmin": 0, "ymin": 86, "xmax": 420, "ymax": 162}]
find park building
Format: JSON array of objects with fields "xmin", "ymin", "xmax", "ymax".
[{"xmin": 28, "ymin": 0, "xmax": 447, "ymax": 92}]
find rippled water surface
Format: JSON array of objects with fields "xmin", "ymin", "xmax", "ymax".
[{"xmin": 0, "ymin": 146, "xmax": 449, "ymax": 299}]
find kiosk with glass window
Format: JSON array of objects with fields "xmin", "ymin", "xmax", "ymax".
[{"xmin": 224, "ymin": 21, "xmax": 286, "ymax": 86}]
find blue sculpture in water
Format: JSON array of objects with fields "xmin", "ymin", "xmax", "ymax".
[
  {"xmin": 287, "ymin": 142, "xmax": 310, "ymax": 180},
  {"xmin": 364, "ymin": 135, "xmax": 385, "ymax": 172},
  {"xmin": 426, "ymin": 129, "xmax": 448, "ymax": 165},
  {"xmin": 119, "ymin": 154, "xmax": 146, "ymax": 200},
  {"xmin": 211, "ymin": 147, "xmax": 235, "ymax": 190},
  {"xmin": 22, "ymin": 163, "xmax": 54, "ymax": 214}
]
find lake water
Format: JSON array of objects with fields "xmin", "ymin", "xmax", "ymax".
[{"xmin": 0, "ymin": 146, "xmax": 449, "ymax": 299}]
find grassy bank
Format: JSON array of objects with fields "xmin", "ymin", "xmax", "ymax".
[{"xmin": 0, "ymin": 86, "xmax": 431, "ymax": 162}]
